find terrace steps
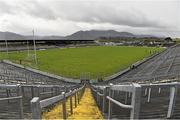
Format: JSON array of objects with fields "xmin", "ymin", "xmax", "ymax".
[
  {"xmin": 68, "ymin": 88, "xmax": 103, "ymax": 119},
  {"xmin": 42, "ymin": 87, "xmax": 103, "ymax": 119}
]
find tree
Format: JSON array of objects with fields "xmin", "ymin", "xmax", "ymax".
[{"xmin": 164, "ymin": 37, "xmax": 173, "ymax": 42}]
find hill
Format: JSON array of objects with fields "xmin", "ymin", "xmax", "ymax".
[
  {"xmin": 0, "ymin": 30, "xmax": 158, "ymax": 40},
  {"xmin": 65, "ymin": 30, "xmax": 135, "ymax": 40},
  {"xmin": 0, "ymin": 31, "xmax": 64, "ymax": 40},
  {"xmin": 0, "ymin": 32, "xmax": 25, "ymax": 40}
]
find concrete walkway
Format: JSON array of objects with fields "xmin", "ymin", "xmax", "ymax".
[
  {"xmin": 68, "ymin": 88, "xmax": 103, "ymax": 119},
  {"xmin": 42, "ymin": 88, "xmax": 103, "ymax": 119}
]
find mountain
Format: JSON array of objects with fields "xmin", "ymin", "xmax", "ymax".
[
  {"xmin": 0, "ymin": 31, "xmax": 65, "ymax": 40},
  {"xmin": 0, "ymin": 30, "xmax": 158, "ymax": 40},
  {"xmin": 42, "ymin": 36, "xmax": 65, "ymax": 40},
  {"xmin": 136, "ymin": 34, "xmax": 158, "ymax": 38},
  {"xmin": 0, "ymin": 32, "xmax": 25, "ymax": 40},
  {"xmin": 65, "ymin": 30, "xmax": 136, "ymax": 40},
  {"xmin": 26, "ymin": 35, "xmax": 65, "ymax": 40}
]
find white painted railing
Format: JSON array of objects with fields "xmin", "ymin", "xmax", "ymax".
[
  {"xmin": 0, "ymin": 83, "xmax": 79, "ymax": 118},
  {"xmin": 31, "ymin": 85, "xmax": 85, "ymax": 119},
  {"xmin": 92, "ymin": 82, "xmax": 180, "ymax": 119},
  {"xmin": 0, "ymin": 84, "xmax": 23, "ymax": 118},
  {"xmin": 141, "ymin": 82, "xmax": 179, "ymax": 118},
  {"xmin": 0, "ymin": 96, "xmax": 23, "ymax": 118}
]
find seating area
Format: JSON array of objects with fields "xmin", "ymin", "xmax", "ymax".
[
  {"xmin": 92, "ymin": 45, "xmax": 180, "ymax": 119},
  {"xmin": 92, "ymin": 82, "xmax": 180, "ymax": 119},
  {"xmin": 0, "ymin": 61, "xmax": 80, "ymax": 119},
  {"xmin": 104, "ymin": 45, "xmax": 180, "ymax": 84},
  {"xmin": 0, "ymin": 61, "xmax": 79, "ymax": 85},
  {"xmin": 1, "ymin": 44, "xmax": 180, "ymax": 119}
]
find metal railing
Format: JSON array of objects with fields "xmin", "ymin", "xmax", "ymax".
[
  {"xmin": 92, "ymin": 82, "xmax": 180, "ymax": 119},
  {"xmin": 92, "ymin": 83, "xmax": 141, "ymax": 119},
  {"xmin": 31, "ymin": 85, "xmax": 85, "ymax": 119},
  {"xmin": 141, "ymin": 82, "xmax": 179, "ymax": 118},
  {"xmin": 0, "ymin": 83, "xmax": 80, "ymax": 118},
  {"xmin": 0, "ymin": 96, "xmax": 23, "ymax": 118},
  {"xmin": 0, "ymin": 84, "xmax": 24, "ymax": 118}
]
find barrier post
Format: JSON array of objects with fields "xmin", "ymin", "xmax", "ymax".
[
  {"xmin": 108, "ymin": 84, "xmax": 113, "ymax": 119},
  {"xmin": 62, "ymin": 92, "xmax": 67, "ymax": 120},
  {"xmin": 17, "ymin": 85, "xmax": 24, "ymax": 119},
  {"xmin": 125, "ymin": 92, "xmax": 128, "ymax": 104},
  {"xmin": 130, "ymin": 83, "xmax": 141, "ymax": 120},
  {"xmin": 31, "ymin": 97, "xmax": 41, "ymax": 119},
  {"xmin": 147, "ymin": 88, "xmax": 151, "ymax": 103},
  {"xmin": 158, "ymin": 87, "xmax": 161, "ymax": 94},
  {"xmin": 21, "ymin": 86, "xmax": 25, "ymax": 98},
  {"xmin": 77, "ymin": 91, "xmax": 79, "ymax": 104},
  {"xmin": 70, "ymin": 90, "xmax": 73, "ymax": 114},
  {"xmin": 103, "ymin": 86, "xmax": 108, "ymax": 114},
  {"xmin": 31, "ymin": 86, "xmax": 34, "ymax": 98},
  {"xmin": 167, "ymin": 85, "xmax": 178, "ymax": 118},
  {"xmin": 144, "ymin": 88, "xmax": 147, "ymax": 96},
  {"xmin": 37, "ymin": 86, "xmax": 40, "ymax": 99},
  {"xmin": 75, "ymin": 90, "xmax": 77, "ymax": 108},
  {"xmin": 6, "ymin": 89, "xmax": 10, "ymax": 103},
  {"xmin": 96, "ymin": 88, "xmax": 99, "ymax": 104}
]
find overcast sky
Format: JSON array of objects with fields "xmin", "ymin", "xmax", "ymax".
[{"xmin": 0, "ymin": 0, "xmax": 179, "ymax": 37}]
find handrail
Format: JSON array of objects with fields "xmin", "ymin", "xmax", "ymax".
[
  {"xmin": 0, "ymin": 95, "xmax": 24, "ymax": 118},
  {"xmin": 91, "ymin": 83, "xmax": 141, "ymax": 119},
  {"xmin": 93, "ymin": 82, "xmax": 180, "ymax": 119},
  {"xmin": 0, "ymin": 84, "xmax": 19, "ymax": 88},
  {"xmin": 0, "ymin": 96, "xmax": 22, "ymax": 101},
  {"xmin": 141, "ymin": 82, "xmax": 179, "ymax": 88},
  {"xmin": 91, "ymin": 87, "xmax": 97, "ymax": 92},
  {"xmin": 40, "ymin": 94, "xmax": 64, "ymax": 108},
  {"xmin": 40, "ymin": 86, "xmax": 84, "ymax": 108},
  {"xmin": 0, "ymin": 83, "xmax": 76, "ymax": 89},
  {"xmin": 22, "ymin": 84, "xmax": 65, "ymax": 88},
  {"xmin": 106, "ymin": 96, "xmax": 132, "ymax": 109},
  {"xmin": 111, "ymin": 84, "xmax": 134, "ymax": 92},
  {"xmin": 93, "ymin": 82, "xmax": 180, "ymax": 89},
  {"xmin": 40, "ymin": 91, "xmax": 56, "ymax": 95},
  {"xmin": 31, "ymin": 85, "xmax": 85, "ymax": 119},
  {"xmin": 97, "ymin": 92, "xmax": 104, "ymax": 96}
]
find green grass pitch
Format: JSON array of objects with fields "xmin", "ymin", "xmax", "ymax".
[{"xmin": 0, "ymin": 46, "xmax": 162, "ymax": 80}]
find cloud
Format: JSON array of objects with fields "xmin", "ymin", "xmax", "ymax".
[
  {"xmin": 0, "ymin": 1, "xmax": 14, "ymax": 14},
  {"xmin": 0, "ymin": 0, "xmax": 179, "ymax": 37},
  {"xmin": 20, "ymin": 1, "xmax": 56, "ymax": 20},
  {"xmin": 0, "ymin": 0, "xmax": 171, "ymax": 28},
  {"xmin": 0, "ymin": 0, "xmax": 56, "ymax": 20},
  {"xmin": 49, "ymin": 1, "xmax": 165, "ymax": 28}
]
